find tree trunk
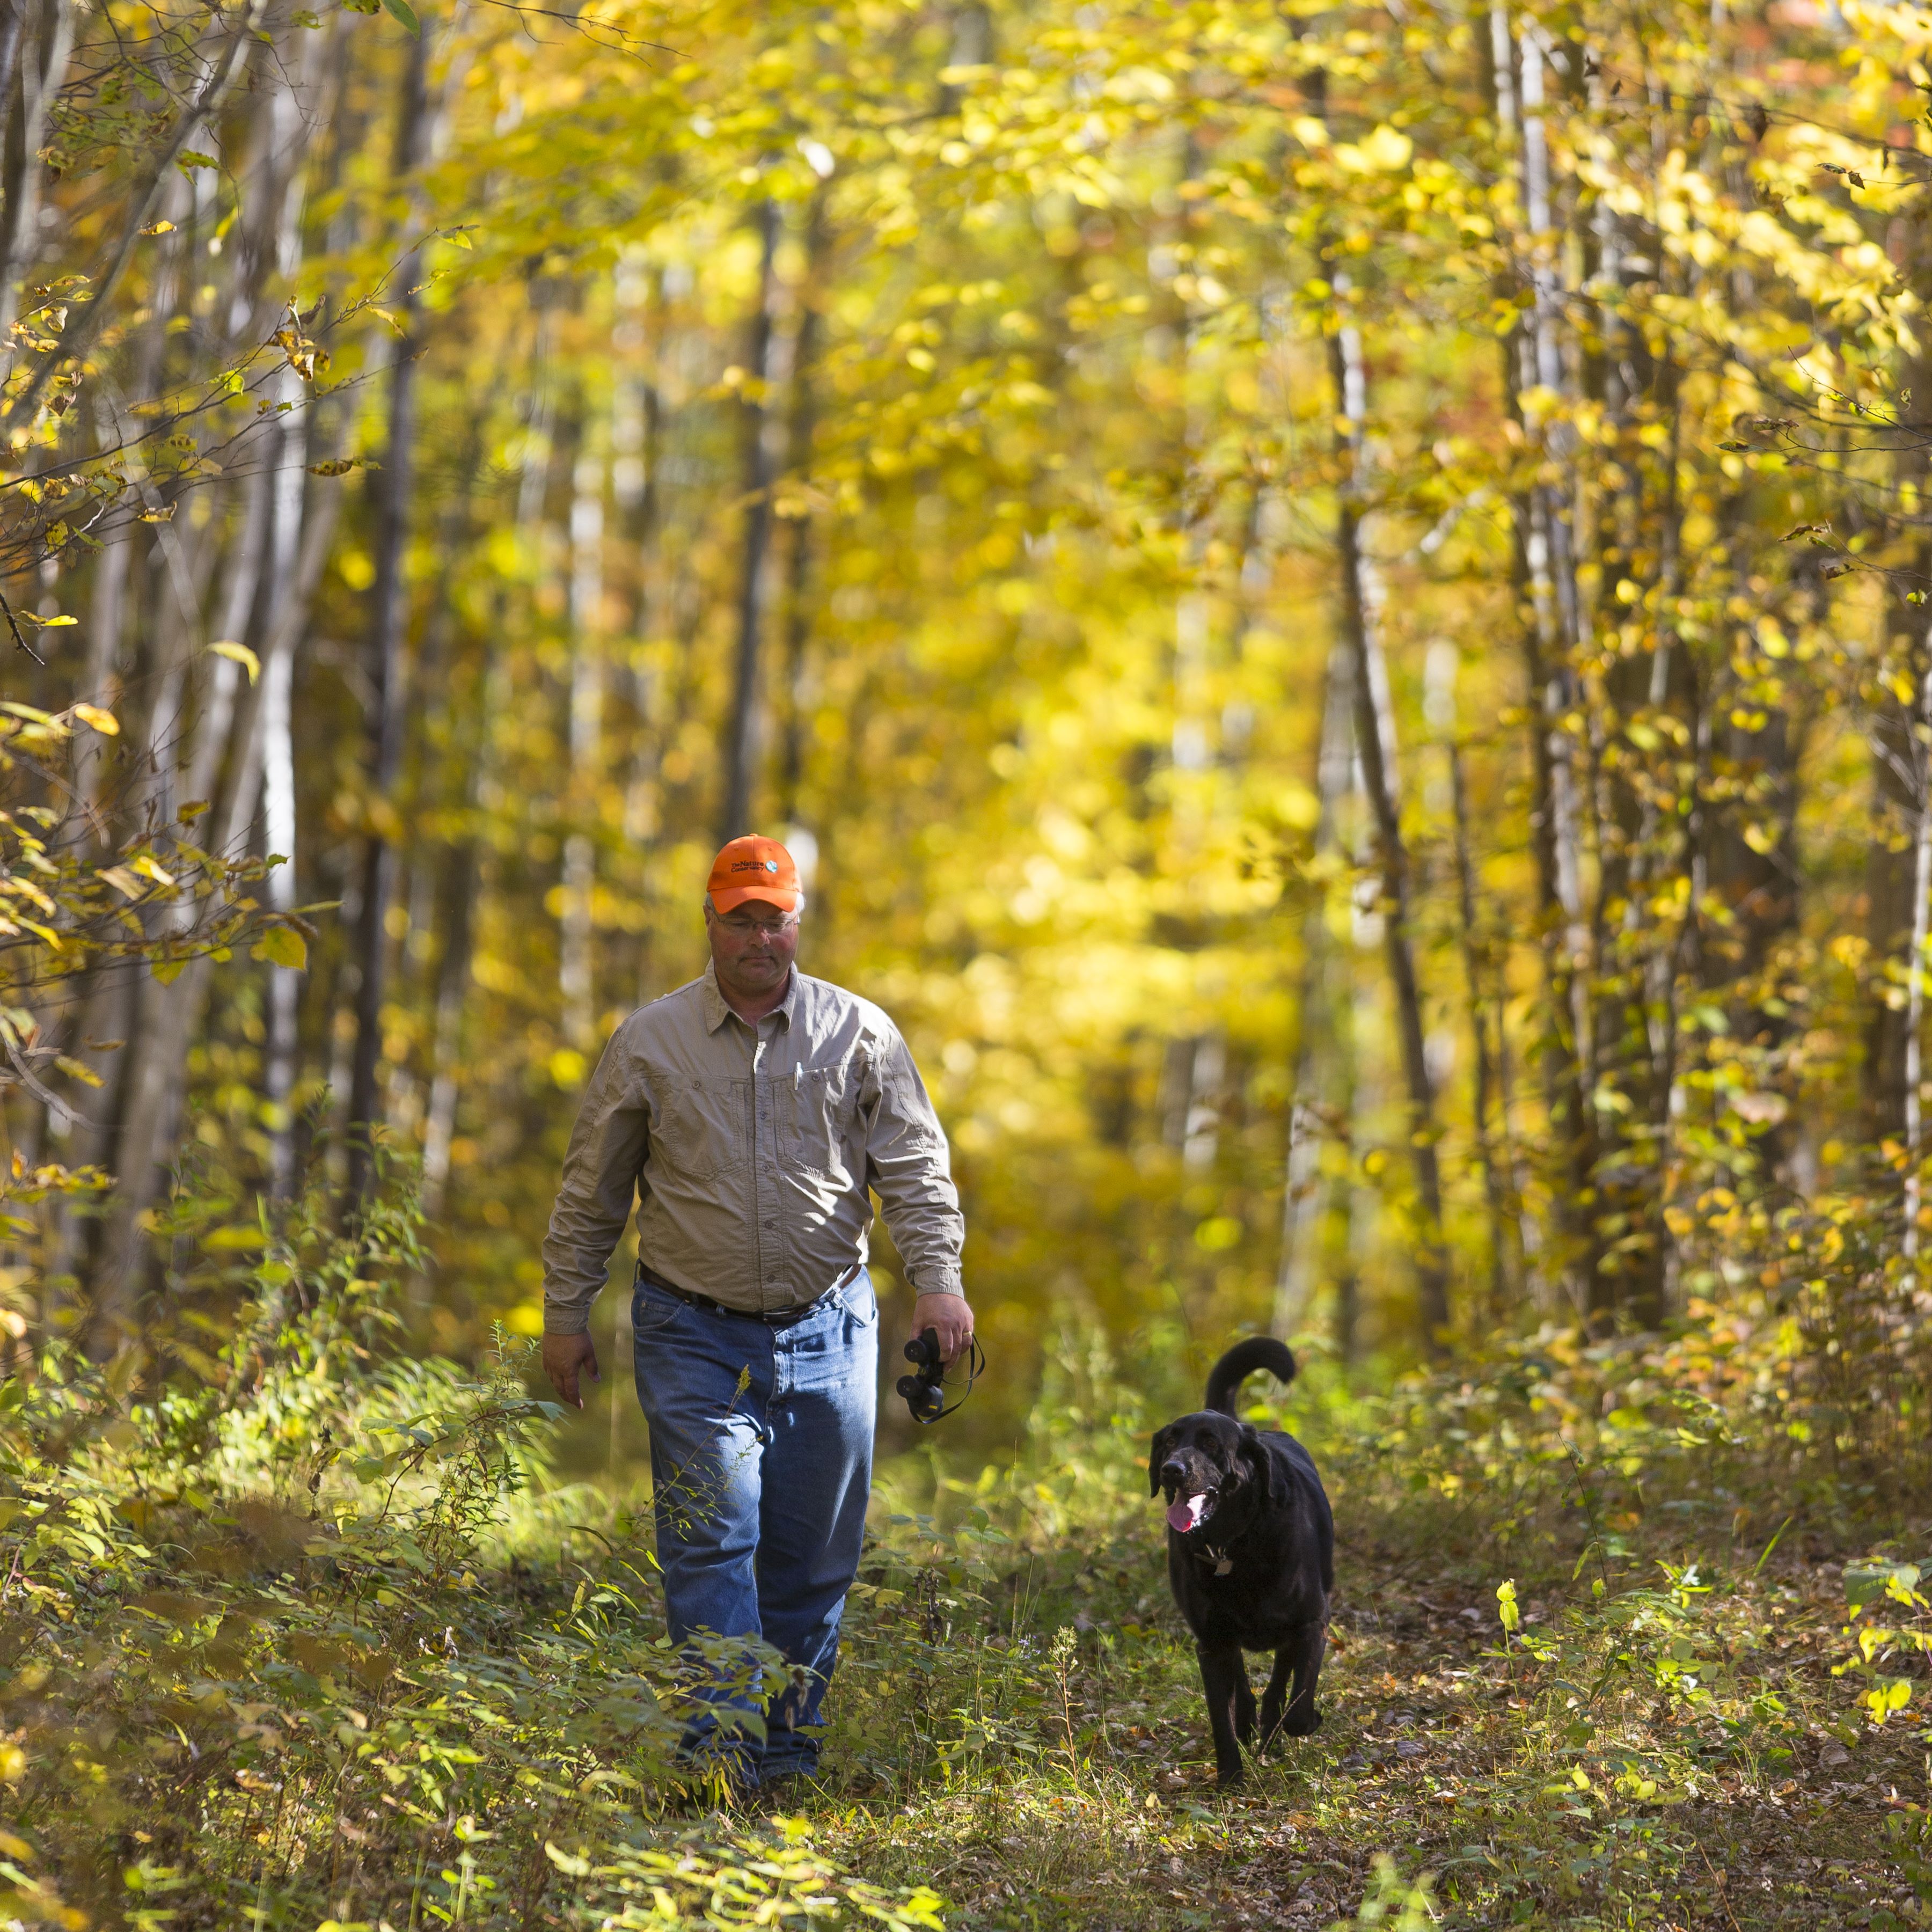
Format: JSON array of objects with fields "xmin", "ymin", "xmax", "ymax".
[
  {"xmin": 716, "ymin": 200, "xmax": 780, "ymax": 846},
  {"xmin": 560, "ymin": 448, "xmax": 604, "ymax": 1050},
  {"xmin": 620, "ymin": 274, "xmax": 666, "ymax": 1003},
  {"xmin": 1869, "ymin": 221, "xmax": 1932, "ymax": 1146},
  {"xmin": 72, "ymin": 402, "xmax": 136, "ymax": 838},
  {"xmin": 420, "ymin": 830, "xmax": 478, "ymax": 1219},
  {"xmin": 344, "ymin": 19, "xmax": 434, "ymax": 1207},
  {"xmin": 104, "ymin": 32, "xmax": 334, "ymax": 1234},
  {"xmin": 0, "ymin": 1, "xmax": 26, "ymax": 166},
  {"xmin": 1490, "ymin": 9, "xmax": 1599, "ymax": 1316},
  {"xmin": 1328, "ymin": 318, "xmax": 1451, "ymax": 1353},
  {"xmin": 0, "ymin": 0, "xmax": 74, "ymax": 343},
  {"xmin": 1274, "ymin": 641, "xmax": 1354, "ymax": 1340},
  {"xmin": 90, "ymin": 402, "xmax": 282, "ymax": 1342},
  {"xmin": 776, "ymin": 198, "xmax": 826, "ymax": 829},
  {"xmin": 1902, "ymin": 659, "xmax": 1932, "ymax": 1258},
  {"xmin": 1437, "ymin": 648, "xmax": 1519, "ymax": 1324},
  {"xmin": 259, "ymin": 375, "xmax": 323, "ymax": 1203}
]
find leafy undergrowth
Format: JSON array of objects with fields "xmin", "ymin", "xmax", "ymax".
[
  {"xmin": 591, "ymin": 1311, "xmax": 1932, "ymax": 1930},
  {"xmin": 812, "ymin": 1504, "xmax": 1926, "ymax": 1930},
  {"xmin": 6, "ymin": 1180, "xmax": 1932, "ymax": 1928}
]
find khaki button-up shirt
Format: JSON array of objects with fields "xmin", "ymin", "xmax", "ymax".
[{"xmin": 541, "ymin": 964, "xmax": 965, "ymax": 1332}]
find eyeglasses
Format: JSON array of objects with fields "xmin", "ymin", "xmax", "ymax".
[{"xmin": 718, "ymin": 912, "xmax": 800, "ymax": 936}]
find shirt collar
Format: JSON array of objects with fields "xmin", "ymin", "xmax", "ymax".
[{"xmin": 700, "ymin": 961, "xmax": 799, "ymax": 1034}]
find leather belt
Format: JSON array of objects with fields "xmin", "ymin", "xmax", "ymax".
[{"xmin": 634, "ymin": 1258, "xmax": 858, "ymax": 1327}]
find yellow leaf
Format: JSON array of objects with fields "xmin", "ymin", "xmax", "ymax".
[
  {"xmin": 130, "ymin": 855, "xmax": 176, "ymax": 887},
  {"xmin": 70, "ymin": 704, "xmax": 119, "ymax": 735},
  {"xmin": 0, "ymin": 877, "xmax": 57, "ymax": 914},
  {"xmin": 97, "ymin": 866, "xmax": 145, "ymax": 901},
  {"xmin": 1362, "ymin": 125, "xmax": 1414, "ymax": 171},
  {"xmin": 251, "ymin": 926, "xmax": 308, "ymax": 971},
  {"xmin": 209, "ymin": 640, "xmax": 260, "ymax": 683}
]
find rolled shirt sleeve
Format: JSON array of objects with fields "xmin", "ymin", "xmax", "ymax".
[
  {"xmin": 541, "ymin": 1022, "xmax": 652, "ymax": 1335},
  {"xmin": 861, "ymin": 1024, "xmax": 966, "ymax": 1299}
]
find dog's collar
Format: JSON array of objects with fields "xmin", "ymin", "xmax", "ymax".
[{"xmin": 1192, "ymin": 1543, "xmax": 1234, "ymax": 1577}]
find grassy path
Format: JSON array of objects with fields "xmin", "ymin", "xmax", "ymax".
[{"xmin": 804, "ymin": 1525, "xmax": 1923, "ymax": 1929}]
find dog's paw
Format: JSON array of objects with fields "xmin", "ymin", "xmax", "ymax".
[{"xmin": 1280, "ymin": 1709, "xmax": 1323, "ymax": 1738}]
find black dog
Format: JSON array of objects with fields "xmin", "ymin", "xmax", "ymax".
[{"xmin": 1150, "ymin": 1336, "xmax": 1334, "ymax": 1786}]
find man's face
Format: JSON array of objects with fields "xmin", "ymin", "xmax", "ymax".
[{"xmin": 705, "ymin": 897, "xmax": 801, "ymax": 999}]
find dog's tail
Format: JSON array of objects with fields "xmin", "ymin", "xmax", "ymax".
[{"xmin": 1205, "ymin": 1336, "xmax": 1298, "ymax": 1416}]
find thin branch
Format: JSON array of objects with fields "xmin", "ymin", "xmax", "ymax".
[
  {"xmin": 3, "ymin": 0, "xmax": 267, "ymax": 436},
  {"xmin": 0, "ymin": 590, "xmax": 44, "ymax": 664}
]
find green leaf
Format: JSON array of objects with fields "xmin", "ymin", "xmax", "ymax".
[
  {"xmin": 380, "ymin": 0, "xmax": 420, "ymax": 34},
  {"xmin": 1847, "ymin": 1561, "xmax": 1921, "ymax": 1612}
]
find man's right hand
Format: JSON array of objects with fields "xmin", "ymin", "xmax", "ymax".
[{"xmin": 542, "ymin": 1330, "xmax": 601, "ymax": 1409}]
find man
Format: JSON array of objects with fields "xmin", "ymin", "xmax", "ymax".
[{"xmin": 540, "ymin": 835, "xmax": 973, "ymax": 1789}]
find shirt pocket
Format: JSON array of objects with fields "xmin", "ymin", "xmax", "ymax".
[
  {"xmin": 653, "ymin": 1078, "xmax": 737, "ymax": 1182},
  {"xmin": 780, "ymin": 1065, "xmax": 856, "ymax": 1176}
]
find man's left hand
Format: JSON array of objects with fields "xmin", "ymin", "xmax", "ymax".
[{"xmin": 911, "ymin": 1291, "xmax": 975, "ymax": 1365}]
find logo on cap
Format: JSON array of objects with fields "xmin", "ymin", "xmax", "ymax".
[{"xmin": 708, "ymin": 836, "xmax": 801, "ymax": 909}]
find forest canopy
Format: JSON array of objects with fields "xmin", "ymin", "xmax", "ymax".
[{"xmin": 0, "ymin": 0, "xmax": 1924, "ymax": 1411}]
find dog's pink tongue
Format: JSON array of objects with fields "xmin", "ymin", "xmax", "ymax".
[{"xmin": 1167, "ymin": 1494, "xmax": 1208, "ymax": 1533}]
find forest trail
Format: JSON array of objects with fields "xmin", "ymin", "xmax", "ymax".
[
  {"xmin": 822, "ymin": 1525, "xmax": 1922, "ymax": 1930},
  {"xmin": 7, "ymin": 1289, "xmax": 1926, "ymax": 1932}
]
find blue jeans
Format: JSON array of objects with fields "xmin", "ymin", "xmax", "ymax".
[{"xmin": 631, "ymin": 1266, "xmax": 877, "ymax": 1782}]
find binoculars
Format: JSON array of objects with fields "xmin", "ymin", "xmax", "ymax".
[{"xmin": 896, "ymin": 1326, "xmax": 985, "ymax": 1424}]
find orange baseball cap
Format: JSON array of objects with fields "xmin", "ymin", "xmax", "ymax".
[{"xmin": 707, "ymin": 836, "xmax": 802, "ymax": 914}]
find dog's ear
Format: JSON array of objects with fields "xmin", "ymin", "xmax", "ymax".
[
  {"xmin": 1241, "ymin": 1424, "xmax": 1273, "ymax": 1504},
  {"xmin": 1148, "ymin": 1425, "xmax": 1172, "ymax": 1497}
]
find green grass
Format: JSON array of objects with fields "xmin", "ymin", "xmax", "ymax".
[
  {"xmin": 9, "ymin": 1240, "xmax": 1932, "ymax": 1931},
  {"xmin": 773, "ymin": 1460, "xmax": 1929, "ymax": 1930}
]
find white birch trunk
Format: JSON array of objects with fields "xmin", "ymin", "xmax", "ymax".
[
  {"xmin": 561, "ymin": 451, "xmax": 605, "ymax": 1050},
  {"xmin": 1331, "ymin": 309, "xmax": 1452, "ymax": 1348},
  {"xmin": 1274, "ymin": 641, "xmax": 1358, "ymax": 1341},
  {"xmin": 0, "ymin": 0, "xmax": 75, "ymax": 342},
  {"xmin": 89, "ymin": 43, "xmax": 325, "ymax": 1320},
  {"xmin": 1904, "ymin": 660, "xmax": 1932, "ymax": 1262}
]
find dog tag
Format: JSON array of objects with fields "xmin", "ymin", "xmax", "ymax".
[{"xmin": 1213, "ymin": 1555, "xmax": 1232, "ymax": 1577}]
